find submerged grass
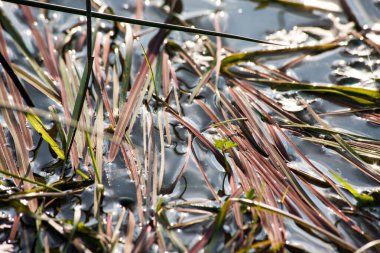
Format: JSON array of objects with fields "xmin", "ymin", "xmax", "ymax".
[{"xmin": 0, "ymin": 0, "xmax": 380, "ymax": 252}]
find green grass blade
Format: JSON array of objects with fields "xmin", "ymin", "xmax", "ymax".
[
  {"xmin": 330, "ymin": 171, "xmax": 375, "ymax": 206},
  {"xmin": 221, "ymin": 42, "xmax": 340, "ymax": 73},
  {"xmin": 0, "ymin": 169, "xmax": 62, "ymax": 192},
  {"xmin": 120, "ymin": 24, "xmax": 133, "ymax": 107},
  {"xmin": 249, "ymin": 79, "xmax": 380, "ymax": 106},
  {"xmin": 155, "ymin": 52, "xmax": 163, "ymax": 97},
  {"xmin": 140, "ymin": 43, "xmax": 157, "ymax": 95},
  {"xmin": 249, "ymin": 0, "xmax": 341, "ymax": 12},
  {"xmin": 65, "ymin": 57, "xmax": 93, "ymax": 158},
  {"xmin": 26, "ymin": 113, "xmax": 65, "ymax": 160},
  {"xmin": 205, "ymin": 199, "xmax": 231, "ymax": 253},
  {"xmin": 85, "ymin": 131, "xmax": 101, "ymax": 184}
]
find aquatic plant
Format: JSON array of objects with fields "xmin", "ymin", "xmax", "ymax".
[{"xmin": 0, "ymin": 0, "xmax": 380, "ymax": 252}]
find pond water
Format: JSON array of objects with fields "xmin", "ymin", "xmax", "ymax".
[{"xmin": 0, "ymin": 0, "xmax": 380, "ymax": 252}]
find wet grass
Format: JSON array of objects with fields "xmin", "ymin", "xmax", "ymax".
[{"xmin": 0, "ymin": 0, "xmax": 380, "ymax": 252}]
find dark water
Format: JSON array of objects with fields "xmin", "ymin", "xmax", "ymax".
[{"xmin": 1, "ymin": 0, "xmax": 380, "ymax": 252}]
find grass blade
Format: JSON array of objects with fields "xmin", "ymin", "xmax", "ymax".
[
  {"xmin": 65, "ymin": 0, "xmax": 93, "ymax": 158},
  {"xmin": 26, "ymin": 113, "xmax": 65, "ymax": 160},
  {"xmin": 0, "ymin": 125, "xmax": 18, "ymax": 182},
  {"xmin": 11, "ymin": 64, "xmax": 60, "ymax": 104},
  {"xmin": 221, "ymin": 42, "xmax": 341, "ymax": 74},
  {"xmin": 188, "ymin": 66, "xmax": 214, "ymax": 103},
  {"xmin": 0, "ymin": 8, "xmax": 57, "ymax": 90},
  {"xmin": 0, "ymin": 50, "xmax": 34, "ymax": 107},
  {"xmin": 65, "ymin": 58, "xmax": 93, "ymax": 158},
  {"xmin": 233, "ymin": 198, "xmax": 356, "ymax": 252},
  {"xmin": 0, "ymin": 29, "xmax": 33, "ymax": 149},
  {"xmin": 248, "ymin": 79, "xmax": 380, "ymax": 106},
  {"xmin": 0, "ymin": 169, "xmax": 62, "ymax": 192},
  {"xmin": 120, "ymin": 24, "xmax": 133, "ymax": 108},
  {"xmin": 108, "ymin": 27, "xmax": 167, "ymax": 162}
]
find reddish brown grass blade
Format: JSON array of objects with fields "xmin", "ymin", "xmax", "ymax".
[
  {"xmin": 108, "ymin": 29, "xmax": 168, "ymax": 162},
  {"xmin": 133, "ymin": 0, "xmax": 143, "ymax": 35},
  {"xmin": 124, "ymin": 210, "xmax": 135, "ymax": 253},
  {"xmin": 0, "ymin": 27, "xmax": 33, "ymax": 149},
  {"xmin": 0, "ymin": 125, "xmax": 19, "ymax": 184},
  {"xmin": 162, "ymin": 52, "xmax": 170, "ymax": 98},
  {"xmin": 0, "ymin": 77, "xmax": 37, "ymax": 211},
  {"xmin": 20, "ymin": 5, "xmax": 59, "ymax": 80}
]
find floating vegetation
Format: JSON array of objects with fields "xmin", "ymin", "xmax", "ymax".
[{"xmin": 0, "ymin": 0, "xmax": 380, "ymax": 252}]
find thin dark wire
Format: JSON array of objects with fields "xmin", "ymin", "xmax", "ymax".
[{"xmin": 1, "ymin": 0, "xmax": 281, "ymax": 45}]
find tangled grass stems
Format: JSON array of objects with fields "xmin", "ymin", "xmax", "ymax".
[{"xmin": 0, "ymin": 0, "xmax": 380, "ymax": 252}]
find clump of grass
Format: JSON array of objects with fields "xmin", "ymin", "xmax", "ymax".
[{"xmin": 0, "ymin": 0, "xmax": 380, "ymax": 252}]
